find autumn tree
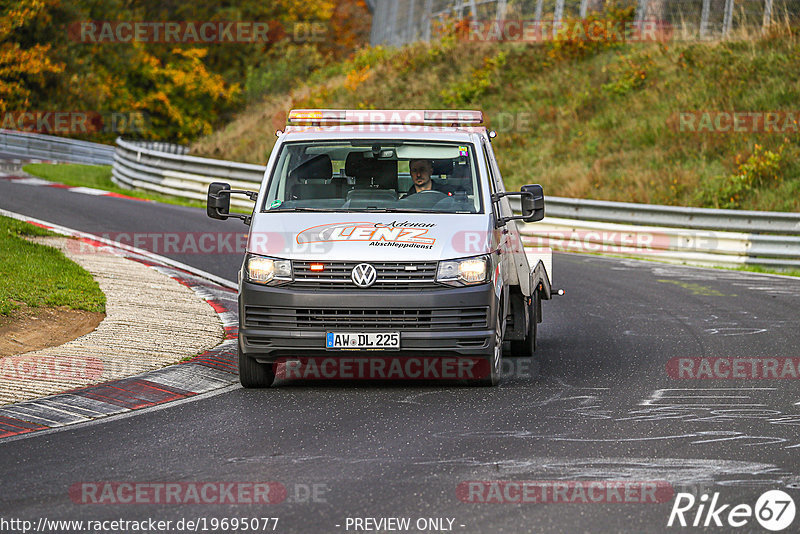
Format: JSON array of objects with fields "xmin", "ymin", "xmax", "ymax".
[
  {"xmin": 0, "ymin": 0, "xmax": 371, "ymax": 141},
  {"xmin": 0, "ymin": 0, "xmax": 65, "ymax": 113}
]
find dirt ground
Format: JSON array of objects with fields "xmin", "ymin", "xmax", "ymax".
[{"xmin": 0, "ymin": 304, "xmax": 105, "ymax": 358}]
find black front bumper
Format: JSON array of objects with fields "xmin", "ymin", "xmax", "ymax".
[{"xmin": 238, "ymin": 281, "xmax": 497, "ymax": 362}]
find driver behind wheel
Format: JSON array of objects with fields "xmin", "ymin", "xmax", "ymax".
[{"xmin": 405, "ymin": 159, "xmax": 452, "ymax": 196}]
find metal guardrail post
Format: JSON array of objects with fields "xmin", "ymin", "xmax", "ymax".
[
  {"xmin": 495, "ymin": 0, "xmax": 508, "ymax": 21},
  {"xmin": 553, "ymin": 0, "xmax": 564, "ymax": 37},
  {"xmin": 388, "ymin": 0, "xmax": 399, "ymax": 46},
  {"xmin": 368, "ymin": 0, "xmax": 799, "ymax": 47},
  {"xmin": 635, "ymin": 0, "xmax": 649, "ymax": 25},
  {"xmin": 723, "ymin": 0, "xmax": 735, "ymax": 36},
  {"xmin": 469, "ymin": 0, "xmax": 479, "ymax": 19},
  {"xmin": 423, "ymin": 0, "xmax": 434, "ymax": 41},
  {"xmin": 763, "ymin": 0, "xmax": 774, "ymax": 31},
  {"xmin": 700, "ymin": 0, "xmax": 711, "ymax": 38},
  {"xmin": 405, "ymin": 0, "xmax": 417, "ymax": 44},
  {"xmin": 580, "ymin": 0, "xmax": 589, "ymax": 19}
]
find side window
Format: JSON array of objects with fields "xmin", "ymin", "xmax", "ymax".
[
  {"xmin": 481, "ymin": 141, "xmax": 498, "ymax": 195},
  {"xmin": 482, "ymin": 138, "xmax": 513, "ymax": 221},
  {"xmin": 483, "ymin": 141, "xmax": 506, "ymax": 193}
]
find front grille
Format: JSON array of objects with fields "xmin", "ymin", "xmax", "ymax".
[
  {"xmin": 292, "ymin": 261, "xmax": 440, "ymax": 290},
  {"xmin": 245, "ymin": 306, "xmax": 489, "ymax": 330}
]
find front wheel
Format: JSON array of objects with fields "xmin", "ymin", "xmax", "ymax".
[
  {"xmin": 472, "ymin": 311, "xmax": 503, "ymax": 386},
  {"xmin": 238, "ymin": 347, "xmax": 275, "ymax": 388}
]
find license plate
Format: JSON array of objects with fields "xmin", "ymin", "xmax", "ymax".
[{"xmin": 326, "ymin": 332, "xmax": 400, "ymax": 350}]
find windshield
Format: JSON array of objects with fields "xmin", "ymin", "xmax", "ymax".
[{"xmin": 261, "ymin": 141, "xmax": 482, "ymax": 214}]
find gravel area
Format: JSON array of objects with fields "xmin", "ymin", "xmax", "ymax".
[{"xmin": 0, "ymin": 237, "xmax": 224, "ymax": 405}]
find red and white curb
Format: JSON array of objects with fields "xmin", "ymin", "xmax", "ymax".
[
  {"xmin": 0, "ymin": 171, "xmax": 146, "ymax": 202},
  {"xmin": 0, "ymin": 209, "xmax": 240, "ymax": 440}
]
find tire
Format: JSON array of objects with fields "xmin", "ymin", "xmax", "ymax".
[
  {"xmin": 530, "ymin": 290, "xmax": 539, "ymax": 352},
  {"xmin": 509, "ymin": 291, "xmax": 538, "ymax": 357},
  {"xmin": 238, "ymin": 347, "xmax": 275, "ymax": 388},
  {"xmin": 472, "ymin": 310, "xmax": 503, "ymax": 386}
]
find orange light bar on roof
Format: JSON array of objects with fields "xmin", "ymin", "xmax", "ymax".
[
  {"xmin": 286, "ymin": 109, "xmax": 484, "ymax": 126},
  {"xmin": 288, "ymin": 110, "xmax": 345, "ymax": 122},
  {"xmin": 423, "ymin": 110, "xmax": 483, "ymax": 123}
]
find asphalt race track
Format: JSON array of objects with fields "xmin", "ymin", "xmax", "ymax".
[{"xmin": 1, "ymin": 177, "xmax": 799, "ymax": 533}]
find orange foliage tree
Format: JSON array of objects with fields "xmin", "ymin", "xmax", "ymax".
[
  {"xmin": 0, "ymin": 0, "xmax": 64, "ymax": 113},
  {"xmin": 0, "ymin": 0, "xmax": 371, "ymax": 141}
]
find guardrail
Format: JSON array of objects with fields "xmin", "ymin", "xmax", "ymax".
[
  {"xmin": 5, "ymin": 132, "xmax": 795, "ymax": 269},
  {"xmin": 516, "ymin": 217, "xmax": 800, "ymax": 270},
  {"xmin": 0, "ymin": 130, "xmax": 115, "ymax": 165},
  {"xmin": 109, "ymin": 138, "xmax": 798, "ymax": 270},
  {"xmin": 112, "ymin": 138, "xmax": 264, "ymax": 209},
  {"xmin": 540, "ymin": 198, "xmax": 800, "ymax": 235}
]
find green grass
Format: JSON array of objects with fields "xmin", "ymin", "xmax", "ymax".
[
  {"xmin": 728, "ymin": 264, "xmax": 800, "ymax": 278},
  {"xmin": 0, "ymin": 216, "xmax": 106, "ymax": 316},
  {"xmin": 191, "ymin": 21, "xmax": 800, "ymax": 213},
  {"xmin": 22, "ymin": 163, "xmax": 252, "ymax": 213}
]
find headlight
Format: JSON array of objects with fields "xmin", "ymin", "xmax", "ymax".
[
  {"xmin": 245, "ymin": 255, "xmax": 292, "ymax": 285},
  {"xmin": 436, "ymin": 255, "xmax": 490, "ymax": 286}
]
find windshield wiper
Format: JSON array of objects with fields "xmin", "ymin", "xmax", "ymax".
[
  {"xmin": 352, "ymin": 207, "xmax": 426, "ymax": 213},
  {"xmin": 267, "ymin": 207, "xmax": 343, "ymax": 212}
]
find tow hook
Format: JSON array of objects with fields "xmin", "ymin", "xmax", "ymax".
[{"xmin": 533, "ymin": 283, "xmax": 565, "ymax": 301}]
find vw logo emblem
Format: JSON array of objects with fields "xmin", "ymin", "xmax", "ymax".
[{"xmin": 351, "ymin": 263, "xmax": 377, "ymax": 288}]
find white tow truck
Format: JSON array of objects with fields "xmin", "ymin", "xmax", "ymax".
[{"xmin": 207, "ymin": 109, "xmax": 553, "ymax": 386}]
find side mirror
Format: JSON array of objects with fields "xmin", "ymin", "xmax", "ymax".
[
  {"xmin": 521, "ymin": 184, "xmax": 545, "ymax": 222},
  {"xmin": 207, "ymin": 182, "xmax": 259, "ymax": 225},
  {"xmin": 207, "ymin": 182, "xmax": 231, "ymax": 220}
]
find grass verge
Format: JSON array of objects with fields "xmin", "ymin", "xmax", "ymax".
[
  {"xmin": 728, "ymin": 264, "xmax": 800, "ymax": 278},
  {"xmin": 0, "ymin": 216, "xmax": 106, "ymax": 316}
]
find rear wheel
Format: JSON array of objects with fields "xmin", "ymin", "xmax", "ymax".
[
  {"xmin": 238, "ymin": 347, "xmax": 275, "ymax": 388},
  {"xmin": 509, "ymin": 290, "xmax": 538, "ymax": 357}
]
